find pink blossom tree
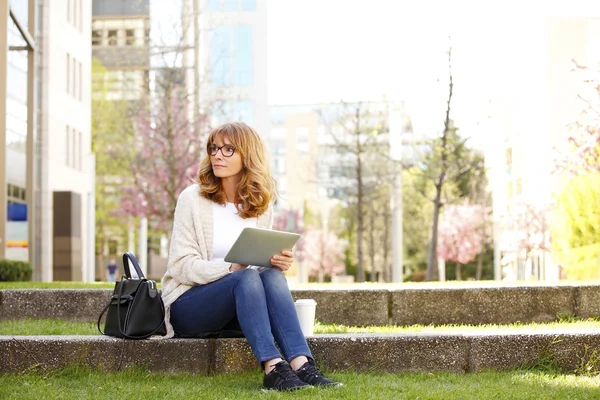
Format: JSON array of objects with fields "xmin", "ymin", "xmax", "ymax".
[
  {"xmin": 508, "ymin": 201, "xmax": 550, "ymax": 266},
  {"xmin": 273, "ymin": 209, "xmax": 305, "ymax": 262},
  {"xmin": 119, "ymin": 84, "xmax": 209, "ymax": 232},
  {"xmin": 437, "ymin": 203, "xmax": 486, "ymax": 280},
  {"xmin": 554, "ymin": 60, "xmax": 600, "ymax": 175},
  {"xmin": 298, "ymin": 228, "xmax": 346, "ymax": 282}
]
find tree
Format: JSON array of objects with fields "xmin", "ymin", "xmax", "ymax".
[
  {"xmin": 117, "ymin": 4, "xmax": 221, "ymax": 233},
  {"xmin": 320, "ymin": 101, "xmax": 389, "ymax": 282},
  {"xmin": 551, "ymin": 175, "xmax": 600, "ymax": 279},
  {"xmin": 437, "ymin": 203, "xmax": 485, "ymax": 280},
  {"xmin": 410, "ymin": 45, "xmax": 476, "ymax": 281},
  {"xmin": 91, "ymin": 57, "xmax": 135, "ymax": 272},
  {"xmin": 552, "ymin": 61, "xmax": 600, "ymax": 279},
  {"xmin": 554, "ymin": 60, "xmax": 600, "ymax": 175},
  {"xmin": 297, "ymin": 228, "xmax": 345, "ymax": 282},
  {"xmin": 119, "ymin": 82, "xmax": 206, "ymax": 232}
]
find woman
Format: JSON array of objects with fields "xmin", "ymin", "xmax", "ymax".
[{"xmin": 160, "ymin": 122, "xmax": 341, "ymax": 391}]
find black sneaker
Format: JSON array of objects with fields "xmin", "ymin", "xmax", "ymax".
[
  {"xmin": 262, "ymin": 361, "xmax": 313, "ymax": 391},
  {"xmin": 295, "ymin": 359, "xmax": 343, "ymax": 387}
]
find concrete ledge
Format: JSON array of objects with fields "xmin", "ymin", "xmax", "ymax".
[
  {"xmin": 0, "ymin": 290, "xmax": 111, "ymax": 321},
  {"xmin": 2, "ymin": 331, "xmax": 600, "ymax": 374},
  {"xmin": 292, "ymin": 290, "xmax": 389, "ymax": 326},
  {"xmin": 1, "ymin": 285, "xmax": 600, "ymax": 326},
  {"xmin": 391, "ymin": 286, "xmax": 577, "ymax": 325}
]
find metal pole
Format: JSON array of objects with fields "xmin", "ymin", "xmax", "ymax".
[
  {"xmin": 27, "ymin": 0, "xmax": 38, "ymax": 278},
  {"xmin": 138, "ymin": 217, "xmax": 148, "ymax": 277},
  {"xmin": 86, "ymin": 154, "xmax": 96, "ymax": 282},
  {"xmin": 389, "ymin": 106, "xmax": 403, "ymax": 283},
  {"xmin": 0, "ymin": 0, "xmax": 9, "ymax": 259}
]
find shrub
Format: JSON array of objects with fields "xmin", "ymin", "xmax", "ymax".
[{"xmin": 0, "ymin": 259, "xmax": 32, "ymax": 281}]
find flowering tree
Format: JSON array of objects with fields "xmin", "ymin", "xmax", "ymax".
[
  {"xmin": 298, "ymin": 228, "xmax": 345, "ymax": 282},
  {"xmin": 273, "ymin": 209, "xmax": 305, "ymax": 262},
  {"xmin": 119, "ymin": 84, "xmax": 208, "ymax": 232},
  {"xmin": 437, "ymin": 203, "xmax": 486, "ymax": 280},
  {"xmin": 555, "ymin": 60, "xmax": 600, "ymax": 175}
]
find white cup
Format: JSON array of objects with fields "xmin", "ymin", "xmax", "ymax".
[{"xmin": 294, "ymin": 299, "xmax": 317, "ymax": 336}]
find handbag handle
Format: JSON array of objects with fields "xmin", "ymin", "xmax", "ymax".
[{"xmin": 123, "ymin": 252, "xmax": 145, "ymax": 279}]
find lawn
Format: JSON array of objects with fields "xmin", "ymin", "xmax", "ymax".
[
  {"xmin": 0, "ymin": 365, "xmax": 599, "ymax": 400},
  {"xmin": 2, "ymin": 318, "xmax": 600, "ymax": 336}
]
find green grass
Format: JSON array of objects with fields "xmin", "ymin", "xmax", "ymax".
[
  {"xmin": 3, "ymin": 318, "xmax": 600, "ymax": 336},
  {"xmin": 0, "ymin": 365, "xmax": 599, "ymax": 400}
]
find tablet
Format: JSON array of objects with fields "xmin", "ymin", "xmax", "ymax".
[{"xmin": 224, "ymin": 227, "xmax": 301, "ymax": 268}]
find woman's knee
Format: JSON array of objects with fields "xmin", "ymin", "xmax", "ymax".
[
  {"xmin": 260, "ymin": 267, "xmax": 288, "ymax": 287},
  {"xmin": 232, "ymin": 268, "xmax": 262, "ymax": 289}
]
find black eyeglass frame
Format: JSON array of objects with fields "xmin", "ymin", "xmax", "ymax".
[{"xmin": 208, "ymin": 144, "xmax": 237, "ymax": 157}]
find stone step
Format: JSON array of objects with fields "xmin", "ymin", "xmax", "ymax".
[
  {"xmin": 2, "ymin": 330, "xmax": 600, "ymax": 374},
  {"xmin": 2, "ymin": 285, "xmax": 600, "ymax": 326}
]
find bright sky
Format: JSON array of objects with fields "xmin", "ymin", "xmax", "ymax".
[{"xmin": 266, "ymin": 0, "xmax": 600, "ymax": 117}]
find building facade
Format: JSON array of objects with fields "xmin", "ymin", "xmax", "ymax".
[
  {"xmin": 193, "ymin": 0, "xmax": 268, "ymax": 134},
  {"xmin": 1, "ymin": 0, "xmax": 94, "ymax": 281}
]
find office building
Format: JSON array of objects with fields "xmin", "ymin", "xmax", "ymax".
[{"xmin": 1, "ymin": 0, "xmax": 94, "ymax": 281}]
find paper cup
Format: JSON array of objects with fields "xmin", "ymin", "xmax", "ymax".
[{"xmin": 294, "ymin": 299, "xmax": 317, "ymax": 336}]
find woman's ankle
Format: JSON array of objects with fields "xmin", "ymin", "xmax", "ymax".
[
  {"xmin": 264, "ymin": 358, "xmax": 284, "ymax": 374},
  {"xmin": 290, "ymin": 356, "xmax": 309, "ymax": 371}
]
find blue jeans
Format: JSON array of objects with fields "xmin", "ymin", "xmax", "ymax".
[{"xmin": 170, "ymin": 268, "xmax": 312, "ymax": 366}]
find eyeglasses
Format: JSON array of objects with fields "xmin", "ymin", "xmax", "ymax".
[{"xmin": 208, "ymin": 144, "xmax": 237, "ymax": 157}]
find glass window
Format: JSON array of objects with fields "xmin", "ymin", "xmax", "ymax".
[
  {"xmin": 78, "ymin": 62, "xmax": 82, "ymax": 100},
  {"xmin": 223, "ymin": 0, "xmax": 238, "ymax": 11},
  {"xmin": 107, "ymin": 30, "xmax": 118, "ymax": 46},
  {"xmin": 11, "ymin": 0, "xmax": 29, "ymax": 26},
  {"xmin": 125, "ymin": 29, "xmax": 135, "ymax": 45},
  {"xmin": 242, "ymin": 0, "xmax": 256, "ymax": 11},
  {"xmin": 234, "ymin": 26, "xmax": 252, "ymax": 86},
  {"xmin": 66, "ymin": 54, "xmax": 70, "ymax": 94},
  {"xmin": 66, "ymin": 125, "xmax": 71, "ymax": 167},
  {"xmin": 7, "ymin": 63, "xmax": 27, "ymax": 102},
  {"xmin": 234, "ymin": 101, "xmax": 253, "ymax": 124},
  {"xmin": 92, "ymin": 30, "xmax": 103, "ymax": 46},
  {"xmin": 211, "ymin": 27, "xmax": 230, "ymax": 87},
  {"xmin": 72, "ymin": 57, "xmax": 77, "ymax": 97},
  {"xmin": 207, "ymin": 0, "xmax": 221, "ymax": 11}
]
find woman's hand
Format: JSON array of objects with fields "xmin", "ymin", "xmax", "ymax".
[
  {"xmin": 229, "ymin": 263, "xmax": 247, "ymax": 272},
  {"xmin": 270, "ymin": 250, "xmax": 294, "ymax": 272}
]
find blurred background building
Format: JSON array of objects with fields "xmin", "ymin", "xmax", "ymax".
[
  {"xmin": 485, "ymin": 16, "xmax": 600, "ymax": 282},
  {"xmin": 1, "ymin": 0, "xmax": 94, "ymax": 282}
]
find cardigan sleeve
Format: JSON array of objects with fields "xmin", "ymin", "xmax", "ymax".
[{"xmin": 165, "ymin": 188, "xmax": 231, "ymax": 286}]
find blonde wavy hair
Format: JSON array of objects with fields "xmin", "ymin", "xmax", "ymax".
[{"xmin": 196, "ymin": 122, "xmax": 277, "ymax": 219}]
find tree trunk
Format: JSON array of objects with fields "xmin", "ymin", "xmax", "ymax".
[
  {"xmin": 426, "ymin": 184, "xmax": 442, "ymax": 281},
  {"xmin": 476, "ymin": 252, "xmax": 483, "ymax": 280},
  {"xmin": 356, "ymin": 141, "xmax": 365, "ymax": 283},
  {"xmin": 456, "ymin": 262, "xmax": 462, "ymax": 281},
  {"xmin": 426, "ymin": 46, "xmax": 453, "ymax": 282}
]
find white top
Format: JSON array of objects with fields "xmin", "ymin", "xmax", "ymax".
[{"xmin": 212, "ymin": 202, "xmax": 257, "ymax": 262}]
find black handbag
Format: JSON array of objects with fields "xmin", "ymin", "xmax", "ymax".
[{"xmin": 97, "ymin": 252, "xmax": 167, "ymax": 339}]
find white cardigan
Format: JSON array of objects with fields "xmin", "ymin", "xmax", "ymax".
[{"xmin": 160, "ymin": 184, "xmax": 273, "ymax": 338}]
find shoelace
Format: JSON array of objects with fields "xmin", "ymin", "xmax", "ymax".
[
  {"xmin": 273, "ymin": 363, "xmax": 299, "ymax": 381},
  {"xmin": 300, "ymin": 362, "xmax": 322, "ymax": 378}
]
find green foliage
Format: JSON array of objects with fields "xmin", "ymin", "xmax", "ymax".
[
  {"xmin": 0, "ymin": 259, "xmax": 32, "ymax": 281},
  {"xmin": 92, "ymin": 57, "xmax": 136, "ymax": 266},
  {"xmin": 551, "ymin": 174, "xmax": 600, "ymax": 279},
  {"xmin": 402, "ymin": 169, "xmax": 433, "ymax": 276},
  {"xmin": 574, "ymin": 345, "xmax": 600, "ymax": 377}
]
